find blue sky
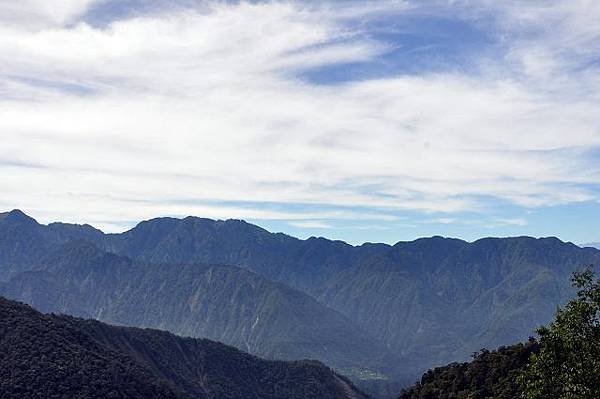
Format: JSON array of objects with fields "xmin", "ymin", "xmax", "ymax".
[{"xmin": 1, "ymin": 0, "xmax": 600, "ymax": 245}]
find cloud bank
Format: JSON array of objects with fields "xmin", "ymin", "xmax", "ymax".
[{"xmin": 0, "ymin": 0, "xmax": 599, "ymax": 234}]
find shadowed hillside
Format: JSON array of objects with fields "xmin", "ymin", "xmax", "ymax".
[{"xmin": 0, "ymin": 296, "xmax": 368, "ymax": 399}]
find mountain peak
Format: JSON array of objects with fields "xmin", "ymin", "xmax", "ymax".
[{"xmin": 0, "ymin": 209, "xmax": 38, "ymax": 226}]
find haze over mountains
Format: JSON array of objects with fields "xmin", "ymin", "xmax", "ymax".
[
  {"xmin": 583, "ymin": 242, "xmax": 600, "ymax": 249},
  {"xmin": 1, "ymin": 209, "xmax": 599, "ymax": 398},
  {"xmin": 2, "ymin": 241, "xmax": 395, "ymax": 379}
]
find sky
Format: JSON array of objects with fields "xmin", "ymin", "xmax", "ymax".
[{"xmin": 1, "ymin": 0, "xmax": 600, "ymax": 245}]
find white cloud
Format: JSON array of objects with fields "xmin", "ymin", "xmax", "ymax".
[
  {"xmin": 490, "ymin": 218, "xmax": 528, "ymax": 227},
  {"xmin": 430, "ymin": 218, "xmax": 457, "ymax": 224},
  {"xmin": 463, "ymin": 0, "xmax": 600, "ymax": 85},
  {"xmin": 0, "ymin": 1, "xmax": 599, "ymax": 230},
  {"xmin": 289, "ymin": 220, "xmax": 333, "ymax": 229},
  {"xmin": 0, "ymin": 0, "xmax": 100, "ymax": 29}
]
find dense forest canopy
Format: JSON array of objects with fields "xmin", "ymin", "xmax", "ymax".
[
  {"xmin": 0, "ymin": 297, "xmax": 367, "ymax": 399},
  {"xmin": 398, "ymin": 341, "xmax": 539, "ymax": 399}
]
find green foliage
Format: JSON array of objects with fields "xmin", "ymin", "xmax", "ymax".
[
  {"xmin": 0, "ymin": 297, "xmax": 368, "ymax": 399},
  {"xmin": 398, "ymin": 341, "xmax": 539, "ymax": 399},
  {"xmin": 0, "ymin": 298, "xmax": 180, "ymax": 399},
  {"xmin": 519, "ymin": 268, "xmax": 600, "ymax": 399}
]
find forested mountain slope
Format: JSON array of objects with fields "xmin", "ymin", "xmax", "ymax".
[
  {"xmin": 318, "ymin": 235, "xmax": 596, "ymax": 370},
  {"xmin": 0, "ymin": 240, "xmax": 396, "ymax": 381},
  {"xmin": 398, "ymin": 341, "xmax": 539, "ymax": 399},
  {"xmin": 2, "ymin": 209, "xmax": 599, "ymax": 396},
  {"xmin": 93, "ymin": 213, "xmax": 598, "ymax": 369},
  {"xmin": 0, "ymin": 297, "xmax": 368, "ymax": 399}
]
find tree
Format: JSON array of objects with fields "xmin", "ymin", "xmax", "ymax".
[{"xmin": 520, "ymin": 268, "xmax": 600, "ymax": 399}]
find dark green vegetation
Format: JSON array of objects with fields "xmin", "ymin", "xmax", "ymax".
[
  {"xmin": 0, "ymin": 296, "xmax": 368, "ymax": 399},
  {"xmin": 400, "ymin": 269, "xmax": 600, "ymax": 399},
  {"xmin": 2, "ymin": 209, "xmax": 599, "ymax": 397},
  {"xmin": 398, "ymin": 341, "xmax": 539, "ymax": 399},
  {"xmin": 520, "ymin": 269, "xmax": 600, "ymax": 399}
]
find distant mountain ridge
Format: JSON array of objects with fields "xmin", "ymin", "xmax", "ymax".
[
  {"xmin": 0, "ymin": 240, "xmax": 396, "ymax": 378},
  {"xmin": 1, "ymin": 209, "xmax": 599, "ymax": 398},
  {"xmin": 0, "ymin": 296, "xmax": 368, "ymax": 399}
]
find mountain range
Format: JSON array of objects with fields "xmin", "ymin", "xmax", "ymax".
[
  {"xmin": 1, "ymin": 240, "xmax": 395, "ymax": 378},
  {"xmin": 1, "ymin": 209, "xmax": 599, "ymax": 397},
  {"xmin": 0, "ymin": 296, "xmax": 367, "ymax": 399}
]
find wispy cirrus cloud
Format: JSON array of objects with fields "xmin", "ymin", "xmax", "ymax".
[
  {"xmin": 289, "ymin": 220, "xmax": 333, "ymax": 229},
  {"xmin": 0, "ymin": 0, "xmax": 599, "ymax": 240},
  {"xmin": 0, "ymin": 0, "xmax": 101, "ymax": 29},
  {"xmin": 491, "ymin": 217, "xmax": 528, "ymax": 227}
]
